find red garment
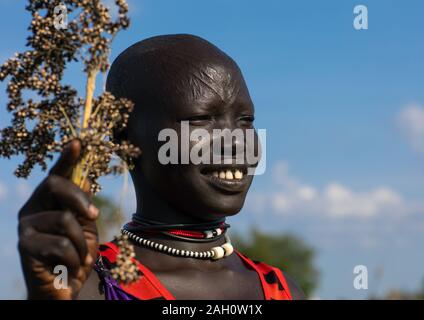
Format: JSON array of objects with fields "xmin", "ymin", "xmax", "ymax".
[{"xmin": 98, "ymin": 242, "xmax": 292, "ymax": 300}]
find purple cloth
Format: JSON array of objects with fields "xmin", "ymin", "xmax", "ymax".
[{"xmin": 94, "ymin": 257, "xmax": 137, "ymax": 300}]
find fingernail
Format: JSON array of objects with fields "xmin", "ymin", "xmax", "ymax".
[
  {"xmin": 88, "ymin": 204, "xmax": 99, "ymax": 219},
  {"xmin": 85, "ymin": 254, "xmax": 93, "ymax": 265}
]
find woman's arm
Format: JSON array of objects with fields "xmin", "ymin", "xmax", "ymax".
[{"xmin": 18, "ymin": 140, "xmax": 99, "ymax": 299}]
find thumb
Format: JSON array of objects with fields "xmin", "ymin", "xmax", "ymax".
[{"xmin": 49, "ymin": 139, "xmax": 82, "ymax": 178}]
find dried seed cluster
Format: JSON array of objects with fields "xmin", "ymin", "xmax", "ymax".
[
  {"xmin": 0, "ymin": 0, "xmax": 140, "ymax": 193},
  {"xmin": 110, "ymin": 234, "xmax": 141, "ymax": 284},
  {"xmin": 72, "ymin": 92, "xmax": 140, "ymax": 193}
]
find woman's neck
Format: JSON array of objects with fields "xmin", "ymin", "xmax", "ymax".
[
  {"xmin": 133, "ymin": 173, "xmax": 219, "ymax": 225},
  {"xmin": 129, "ymin": 173, "xmax": 233, "ymax": 271}
]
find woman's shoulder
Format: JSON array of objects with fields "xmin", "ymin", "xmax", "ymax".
[
  {"xmin": 236, "ymin": 251, "xmax": 306, "ymax": 300},
  {"xmin": 281, "ymin": 271, "xmax": 306, "ymax": 300}
]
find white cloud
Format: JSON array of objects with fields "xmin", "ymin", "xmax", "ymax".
[
  {"xmin": 249, "ymin": 161, "xmax": 405, "ymax": 219},
  {"xmin": 323, "ymin": 183, "xmax": 402, "ymax": 217},
  {"xmin": 272, "ymin": 192, "xmax": 291, "ymax": 212},
  {"xmin": 398, "ymin": 104, "xmax": 424, "ymax": 154},
  {"xmin": 297, "ymin": 185, "xmax": 317, "ymax": 201}
]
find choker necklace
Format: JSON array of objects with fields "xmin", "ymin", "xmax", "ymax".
[
  {"xmin": 111, "ymin": 217, "xmax": 232, "ymax": 284},
  {"xmin": 126, "ymin": 215, "xmax": 231, "ymax": 243},
  {"xmin": 131, "ymin": 215, "xmax": 229, "ymax": 230},
  {"xmin": 124, "ymin": 222, "xmax": 229, "ymax": 243},
  {"xmin": 121, "ymin": 229, "xmax": 234, "ymax": 260},
  {"xmin": 164, "ymin": 227, "xmax": 226, "ymax": 242}
]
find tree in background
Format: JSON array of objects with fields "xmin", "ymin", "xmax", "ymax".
[
  {"xmin": 371, "ymin": 277, "xmax": 424, "ymax": 300},
  {"xmin": 232, "ymin": 228, "xmax": 319, "ymax": 298},
  {"xmin": 93, "ymin": 195, "xmax": 125, "ymax": 243}
]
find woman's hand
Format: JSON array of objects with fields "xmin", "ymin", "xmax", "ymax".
[{"xmin": 18, "ymin": 140, "xmax": 99, "ymax": 299}]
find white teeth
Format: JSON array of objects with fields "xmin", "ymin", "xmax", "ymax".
[
  {"xmin": 234, "ymin": 169, "xmax": 243, "ymax": 180},
  {"xmin": 212, "ymin": 169, "xmax": 244, "ymax": 180},
  {"xmin": 225, "ymin": 170, "xmax": 233, "ymax": 180}
]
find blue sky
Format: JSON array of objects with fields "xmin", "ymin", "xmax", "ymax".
[{"xmin": 1, "ymin": 0, "xmax": 424, "ymax": 299}]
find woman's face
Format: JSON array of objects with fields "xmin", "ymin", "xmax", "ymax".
[{"xmin": 130, "ymin": 62, "xmax": 260, "ymax": 221}]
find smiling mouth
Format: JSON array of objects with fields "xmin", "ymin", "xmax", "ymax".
[
  {"xmin": 200, "ymin": 166, "xmax": 250, "ymax": 193},
  {"xmin": 202, "ymin": 167, "xmax": 246, "ymax": 180}
]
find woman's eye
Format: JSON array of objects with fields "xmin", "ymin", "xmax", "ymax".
[
  {"xmin": 239, "ymin": 115, "xmax": 255, "ymax": 125},
  {"xmin": 179, "ymin": 115, "xmax": 213, "ymax": 125}
]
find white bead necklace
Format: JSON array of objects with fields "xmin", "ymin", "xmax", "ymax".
[{"xmin": 121, "ymin": 229, "xmax": 234, "ymax": 260}]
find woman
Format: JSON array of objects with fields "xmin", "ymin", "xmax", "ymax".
[{"xmin": 17, "ymin": 34, "xmax": 304, "ymax": 300}]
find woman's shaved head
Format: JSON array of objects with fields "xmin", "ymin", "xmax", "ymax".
[
  {"xmin": 106, "ymin": 34, "xmax": 242, "ymax": 113},
  {"xmin": 106, "ymin": 34, "xmax": 256, "ymax": 221}
]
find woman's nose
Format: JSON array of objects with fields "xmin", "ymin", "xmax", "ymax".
[{"xmin": 211, "ymin": 119, "xmax": 245, "ymax": 159}]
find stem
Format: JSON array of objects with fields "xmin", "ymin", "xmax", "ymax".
[
  {"xmin": 82, "ymin": 69, "xmax": 97, "ymax": 129},
  {"xmin": 71, "ymin": 69, "xmax": 98, "ymax": 188},
  {"xmin": 59, "ymin": 105, "xmax": 77, "ymax": 137}
]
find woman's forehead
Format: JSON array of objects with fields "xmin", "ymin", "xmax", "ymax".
[{"xmin": 176, "ymin": 63, "xmax": 249, "ymax": 104}]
